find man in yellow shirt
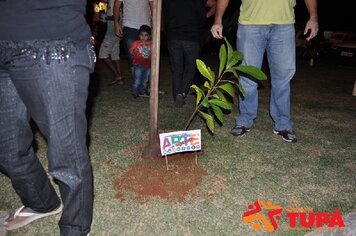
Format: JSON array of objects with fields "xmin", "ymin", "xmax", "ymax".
[{"xmin": 211, "ymin": 0, "xmax": 318, "ymax": 143}]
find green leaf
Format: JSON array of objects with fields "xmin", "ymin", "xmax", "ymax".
[
  {"xmin": 211, "ymin": 94, "xmax": 220, "ymax": 99},
  {"xmin": 211, "ymin": 104, "xmax": 224, "ymax": 123},
  {"xmin": 225, "ymin": 68, "xmax": 239, "ymax": 80},
  {"xmin": 204, "ymin": 81, "xmax": 211, "ymax": 89},
  {"xmin": 237, "ymin": 83, "xmax": 246, "ymax": 96},
  {"xmin": 235, "ymin": 65, "xmax": 267, "ymax": 81},
  {"xmin": 218, "ymin": 44, "xmax": 227, "ymax": 77},
  {"xmin": 220, "ymin": 79, "xmax": 236, "ymax": 84},
  {"xmin": 199, "ymin": 111, "xmax": 215, "ymax": 133},
  {"xmin": 209, "ymin": 99, "xmax": 233, "ymax": 110},
  {"xmin": 223, "ymin": 37, "xmax": 234, "ymax": 62},
  {"xmin": 226, "ymin": 51, "xmax": 243, "ymax": 69},
  {"xmin": 191, "ymin": 84, "xmax": 204, "ymax": 106},
  {"xmin": 216, "ymin": 90, "xmax": 227, "ymax": 101},
  {"xmin": 196, "ymin": 59, "xmax": 215, "ymax": 84},
  {"xmin": 218, "ymin": 83, "xmax": 235, "ymax": 97},
  {"xmin": 202, "ymin": 97, "xmax": 210, "ymax": 108}
]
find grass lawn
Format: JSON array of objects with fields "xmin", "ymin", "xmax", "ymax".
[{"xmin": 1, "ymin": 53, "xmax": 355, "ymax": 236}]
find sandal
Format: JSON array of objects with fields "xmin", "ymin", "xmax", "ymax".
[
  {"xmin": 108, "ymin": 76, "xmax": 124, "ymax": 86},
  {"xmin": 0, "ymin": 211, "xmax": 9, "ymax": 225},
  {"xmin": 4, "ymin": 204, "xmax": 63, "ymax": 231}
]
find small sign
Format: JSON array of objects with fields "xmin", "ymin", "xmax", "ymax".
[
  {"xmin": 159, "ymin": 130, "xmax": 201, "ymax": 156},
  {"xmin": 340, "ymin": 51, "xmax": 353, "ymax": 57}
]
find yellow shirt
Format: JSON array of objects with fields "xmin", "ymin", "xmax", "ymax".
[{"xmin": 239, "ymin": 0, "xmax": 296, "ymax": 25}]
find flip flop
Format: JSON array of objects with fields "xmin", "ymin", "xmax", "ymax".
[
  {"xmin": 4, "ymin": 204, "xmax": 63, "ymax": 231},
  {"xmin": 108, "ymin": 77, "xmax": 124, "ymax": 86}
]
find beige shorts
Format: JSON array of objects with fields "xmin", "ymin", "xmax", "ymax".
[{"xmin": 98, "ymin": 35, "xmax": 121, "ymax": 60}]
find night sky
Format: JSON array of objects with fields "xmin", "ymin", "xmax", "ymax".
[{"xmin": 295, "ymin": 0, "xmax": 355, "ymax": 32}]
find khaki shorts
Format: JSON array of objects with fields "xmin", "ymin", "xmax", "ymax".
[{"xmin": 98, "ymin": 35, "xmax": 121, "ymax": 60}]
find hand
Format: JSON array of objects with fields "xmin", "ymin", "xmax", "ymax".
[
  {"xmin": 133, "ymin": 48, "xmax": 139, "ymax": 55},
  {"xmin": 90, "ymin": 36, "xmax": 96, "ymax": 44},
  {"xmin": 304, "ymin": 19, "xmax": 318, "ymax": 41},
  {"xmin": 210, "ymin": 23, "xmax": 223, "ymax": 39},
  {"xmin": 115, "ymin": 24, "xmax": 123, "ymax": 37}
]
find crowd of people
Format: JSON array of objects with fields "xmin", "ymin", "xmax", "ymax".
[
  {"xmin": 91, "ymin": 0, "xmax": 216, "ymax": 103},
  {"xmin": 0, "ymin": 0, "xmax": 317, "ymax": 234}
]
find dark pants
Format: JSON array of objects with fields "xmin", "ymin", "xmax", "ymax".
[
  {"xmin": 122, "ymin": 26, "xmax": 139, "ymax": 68},
  {"xmin": 167, "ymin": 40, "xmax": 201, "ymax": 100},
  {"xmin": 0, "ymin": 39, "xmax": 95, "ymax": 236}
]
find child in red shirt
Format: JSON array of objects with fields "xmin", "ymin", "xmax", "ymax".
[{"xmin": 129, "ymin": 25, "xmax": 152, "ymax": 98}]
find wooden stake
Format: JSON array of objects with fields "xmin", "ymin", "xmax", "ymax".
[
  {"xmin": 165, "ymin": 155, "xmax": 169, "ymax": 171},
  {"xmin": 195, "ymin": 151, "xmax": 198, "ymax": 165}
]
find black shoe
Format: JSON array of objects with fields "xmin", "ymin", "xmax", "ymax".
[
  {"xmin": 175, "ymin": 94, "xmax": 185, "ymax": 108},
  {"xmin": 230, "ymin": 125, "xmax": 250, "ymax": 137},
  {"xmin": 139, "ymin": 92, "xmax": 150, "ymax": 98},
  {"xmin": 273, "ymin": 129, "xmax": 298, "ymax": 143}
]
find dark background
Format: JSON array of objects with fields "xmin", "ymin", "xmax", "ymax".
[
  {"xmin": 86, "ymin": 0, "xmax": 356, "ymax": 32},
  {"xmin": 296, "ymin": 0, "xmax": 355, "ymax": 32},
  {"xmin": 224, "ymin": 0, "xmax": 356, "ymax": 32}
]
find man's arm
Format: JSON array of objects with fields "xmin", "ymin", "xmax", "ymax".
[
  {"xmin": 206, "ymin": 0, "xmax": 217, "ymax": 18},
  {"xmin": 210, "ymin": 0, "xmax": 229, "ymax": 39},
  {"xmin": 304, "ymin": 0, "xmax": 318, "ymax": 41},
  {"xmin": 113, "ymin": 0, "xmax": 123, "ymax": 37},
  {"xmin": 149, "ymin": 1, "xmax": 153, "ymax": 15}
]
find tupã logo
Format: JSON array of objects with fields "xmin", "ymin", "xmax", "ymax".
[
  {"xmin": 243, "ymin": 200, "xmax": 283, "ymax": 232},
  {"xmin": 243, "ymin": 200, "xmax": 346, "ymax": 232}
]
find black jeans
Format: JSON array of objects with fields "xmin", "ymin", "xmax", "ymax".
[
  {"xmin": 122, "ymin": 26, "xmax": 139, "ymax": 68},
  {"xmin": 0, "ymin": 39, "xmax": 95, "ymax": 236},
  {"xmin": 167, "ymin": 40, "xmax": 201, "ymax": 100}
]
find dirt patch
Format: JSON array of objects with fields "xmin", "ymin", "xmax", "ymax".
[{"xmin": 113, "ymin": 152, "xmax": 207, "ymax": 203}]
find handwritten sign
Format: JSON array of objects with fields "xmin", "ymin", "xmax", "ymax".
[{"xmin": 159, "ymin": 130, "xmax": 201, "ymax": 156}]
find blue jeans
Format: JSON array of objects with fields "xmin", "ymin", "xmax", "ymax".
[
  {"xmin": 0, "ymin": 39, "xmax": 95, "ymax": 236},
  {"xmin": 167, "ymin": 40, "xmax": 201, "ymax": 100},
  {"xmin": 236, "ymin": 24, "xmax": 296, "ymax": 130},
  {"xmin": 122, "ymin": 27, "xmax": 139, "ymax": 67},
  {"xmin": 132, "ymin": 65, "xmax": 150, "ymax": 94}
]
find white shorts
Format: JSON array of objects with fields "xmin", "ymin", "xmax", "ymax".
[{"xmin": 98, "ymin": 35, "xmax": 121, "ymax": 60}]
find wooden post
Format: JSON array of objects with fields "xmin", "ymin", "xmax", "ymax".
[
  {"xmin": 143, "ymin": 0, "xmax": 162, "ymax": 159},
  {"xmin": 165, "ymin": 155, "xmax": 169, "ymax": 171}
]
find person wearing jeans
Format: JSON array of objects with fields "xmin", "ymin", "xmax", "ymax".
[
  {"xmin": 113, "ymin": 0, "xmax": 153, "ymax": 71},
  {"xmin": 132, "ymin": 64, "xmax": 151, "ymax": 97},
  {"xmin": 130, "ymin": 25, "xmax": 152, "ymax": 98},
  {"xmin": 211, "ymin": 0, "xmax": 318, "ymax": 142},
  {"xmin": 0, "ymin": 1, "xmax": 94, "ymax": 235},
  {"xmin": 236, "ymin": 24, "xmax": 296, "ymax": 131}
]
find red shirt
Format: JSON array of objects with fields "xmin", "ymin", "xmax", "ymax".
[{"xmin": 129, "ymin": 40, "xmax": 152, "ymax": 68}]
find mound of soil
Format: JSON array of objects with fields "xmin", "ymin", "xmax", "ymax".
[{"xmin": 113, "ymin": 153, "xmax": 207, "ymax": 203}]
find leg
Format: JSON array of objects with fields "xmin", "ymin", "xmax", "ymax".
[
  {"xmin": 122, "ymin": 27, "xmax": 139, "ymax": 68},
  {"xmin": 102, "ymin": 58, "xmax": 118, "ymax": 75},
  {"xmin": 167, "ymin": 40, "xmax": 184, "ymax": 100},
  {"xmin": 99, "ymin": 35, "xmax": 116, "ymax": 75},
  {"xmin": 139, "ymin": 67, "xmax": 151, "ymax": 95},
  {"xmin": 181, "ymin": 40, "xmax": 201, "ymax": 96},
  {"xmin": 132, "ymin": 65, "xmax": 143, "ymax": 96},
  {"xmin": 110, "ymin": 36, "xmax": 123, "ymax": 80},
  {"xmin": 235, "ymin": 24, "xmax": 267, "ymax": 129},
  {"xmin": 99, "ymin": 36, "xmax": 123, "ymax": 84},
  {"xmin": 9, "ymin": 40, "xmax": 95, "ymax": 235},
  {"xmin": 266, "ymin": 24, "xmax": 296, "ymax": 131},
  {"xmin": 0, "ymin": 69, "xmax": 61, "ymax": 214}
]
